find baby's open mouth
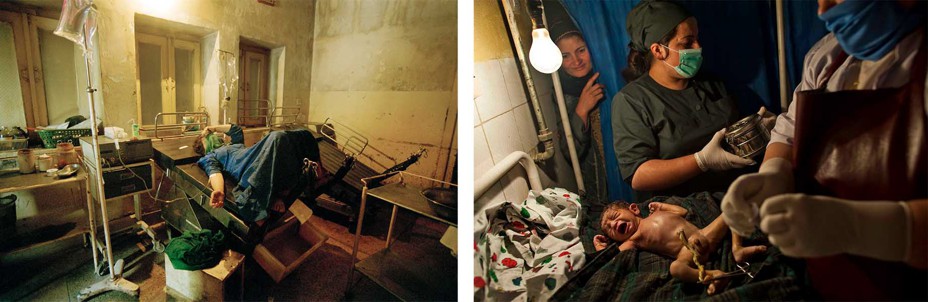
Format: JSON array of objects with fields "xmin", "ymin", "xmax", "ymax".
[{"xmin": 618, "ymin": 221, "xmax": 628, "ymax": 234}]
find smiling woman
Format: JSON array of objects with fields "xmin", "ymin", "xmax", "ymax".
[{"xmin": 544, "ymin": 0, "xmax": 610, "ymax": 206}]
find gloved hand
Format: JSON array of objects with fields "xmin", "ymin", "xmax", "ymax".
[
  {"xmin": 722, "ymin": 157, "xmax": 793, "ymax": 236},
  {"xmin": 694, "ymin": 129, "xmax": 755, "ymax": 172},
  {"xmin": 757, "ymin": 106, "xmax": 777, "ymax": 131},
  {"xmin": 760, "ymin": 194, "xmax": 911, "ymax": 261}
]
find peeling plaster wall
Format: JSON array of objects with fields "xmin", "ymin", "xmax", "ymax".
[
  {"xmin": 473, "ymin": 0, "xmax": 576, "ymax": 211},
  {"xmin": 91, "ymin": 0, "xmax": 315, "ymax": 128},
  {"xmin": 310, "ymin": 0, "xmax": 458, "ymax": 182}
]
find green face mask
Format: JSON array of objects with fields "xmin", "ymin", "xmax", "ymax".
[{"xmin": 660, "ymin": 45, "xmax": 702, "ymax": 78}]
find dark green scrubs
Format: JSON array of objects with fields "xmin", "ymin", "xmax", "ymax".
[{"xmin": 612, "ymin": 73, "xmax": 749, "ymax": 202}]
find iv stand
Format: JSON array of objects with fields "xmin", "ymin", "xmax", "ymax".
[{"xmin": 76, "ymin": 15, "xmax": 140, "ymax": 301}]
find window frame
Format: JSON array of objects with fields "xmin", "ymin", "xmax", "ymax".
[
  {"xmin": 1, "ymin": 10, "xmax": 45, "ymax": 127},
  {"xmin": 134, "ymin": 32, "xmax": 201, "ymax": 126}
]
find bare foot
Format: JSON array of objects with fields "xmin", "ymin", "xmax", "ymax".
[
  {"xmin": 703, "ymin": 270, "xmax": 731, "ymax": 295},
  {"xmin": 733, "ymin": 245, "xmax": 767, "ymax": 263}
]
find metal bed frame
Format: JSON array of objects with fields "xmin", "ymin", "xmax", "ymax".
[
  {"xmin": 141, "ymin": 111, "xmax": 210, "ymax": 139},
  {"xmin": 237, "ymin": 99, "xmax": 305, "ymax": 128},
  {"xmin": 151, "ymin": 119, "xmax": 368, "ymax": 250}
]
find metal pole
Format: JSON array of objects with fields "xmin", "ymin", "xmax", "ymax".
[
  {"xmin": 499, "ymin": 0, "xmax": 555, "ymax": 161},
  {"xmin": 775, "ymin": 0, "xmax": 789, "ymax": 110},
  {"xmin": 539, "ymin": 2, "xmax": 584, "ymax": 192},
  {"xmin": 81, "ymin": 30, "xmax": 115, "ymax": 283},
  {"xmin": 76, "ymin": 12, "xmax": 139, "ymax": 300},
  {"xmin": 550, "ymin": 72, "xmax": 585, "ymax": 192}
]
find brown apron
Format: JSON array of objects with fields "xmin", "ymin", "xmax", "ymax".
[{"xmin": 792, "ymin": 39, "xmax": 927, "ymax": 300}]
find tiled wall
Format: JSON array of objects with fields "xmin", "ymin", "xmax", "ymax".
[
  {"xmin": 473, "ymin": 0, "xmax": 578, "ymax": 213},
  {"xmin": 473, "ymin": 58, "xmax": 578, "ymax": 212}
]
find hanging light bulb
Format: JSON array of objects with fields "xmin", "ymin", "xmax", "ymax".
[
  {"xmin": 529, "ymin": 28, "xmax": 562, "ymax": 74},
  {"xmin": 527, "ymin": 0, "xmax": 561, "ymax": 74}
]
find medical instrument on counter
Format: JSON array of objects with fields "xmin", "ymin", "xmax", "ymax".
[{"xmin": 56, "ymin": 164, "xmax": 81, "ymax": 179}]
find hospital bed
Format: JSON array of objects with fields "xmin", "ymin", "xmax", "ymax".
[{"xmin": 150, "ymin": 120, "xmax": 361, "ymax": 250}]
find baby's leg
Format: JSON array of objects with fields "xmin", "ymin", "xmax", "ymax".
[
  {"xmin": 670, "ymin": 247, "xmax": 702, "ymax": 283},
  {"xmin": 671, "ymin": 240, "xmax": 728, "ymax": 295},
  {"xmin": 689, "ymin": 216, "xmax": 729, "ymax": 262},
  {"xmin": 732, "ymin": 233, "xmax": 767, "ymax": 263}
]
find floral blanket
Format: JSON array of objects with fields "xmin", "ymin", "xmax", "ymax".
[{"xmin": 474, "ymin": 188, "xmax": 587, "ymax": 301}]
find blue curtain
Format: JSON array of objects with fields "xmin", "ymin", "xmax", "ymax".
[{"xmin": 559, "ymin": 0, "xmax": 826, "ymax": 203}]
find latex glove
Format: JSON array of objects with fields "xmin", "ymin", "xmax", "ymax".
[
  {"xmin": 760, "ymin": 193, "xmax": 911, "ymax": 261},
  {"xmin": 694, "ymin": 129, "xmax": 755, "ymax": 172},
  {"xmin": 722, "ymin": 157, "xmax": 793, "ymax": 237},
  {"xmin": 757, "ymin": 106, "xmax": 777, "ymax": 131}
]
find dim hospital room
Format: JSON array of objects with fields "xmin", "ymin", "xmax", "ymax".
[
  {"xmin": 473, "ymin": 0, "xmax": 926, "ymax": 301},
  {"xmin": 0, "ymin": 0, "xmax": 457, "ymax": 301}
]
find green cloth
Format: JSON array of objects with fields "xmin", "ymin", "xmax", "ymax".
[
  {"xmin": 611, "ymin": 73, "xmax": 753, "ymax": 202},
  {"xmin": 626, "ymin": 0, "xmax": 692, "ymax": 52},
  {"xmin": 203, "ymin": 132, "xmax": 225, "ymax": 154},
  {"xmin": 165, "ymin": 229, "xmax": 226, "ymax": 271}
]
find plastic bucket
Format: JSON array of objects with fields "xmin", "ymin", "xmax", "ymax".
[{"xmin": 0, "ymin": 195, "xmax": 16, "ymax": 239}]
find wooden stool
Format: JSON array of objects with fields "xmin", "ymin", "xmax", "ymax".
[{"xmin": 165, "ymin": 249, "xmax": 245, "ymax": 301}]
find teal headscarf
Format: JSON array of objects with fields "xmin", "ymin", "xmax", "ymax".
[{"xmin": 203, "ymin": 132, "xmax": 226, "ymax": 154}]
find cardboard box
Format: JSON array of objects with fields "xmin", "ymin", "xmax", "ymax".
[
  {"xmin": 165, "ymin": 250, "xmax": 244, "ymax": 301},
  {"xmin": 253, "ymin": 216, "xmax": 328, "ymax": 283}
]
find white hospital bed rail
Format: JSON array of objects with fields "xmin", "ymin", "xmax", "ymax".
[{"xmin": 474, "ymin": 151, "xmax": 543, "ymax": 199}]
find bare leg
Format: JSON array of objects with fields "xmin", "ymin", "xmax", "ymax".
[
  {"xmin": 732, "ymin": 234, "xmax": 767, "ymax": 263},
  {"xmin": 673, "ymin": 233, "xmax": 730, "ymax": 295}
]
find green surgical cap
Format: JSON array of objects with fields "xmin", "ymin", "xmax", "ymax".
[
  {"xmin": 626, "ymin": 0, "xmax": 692, "ymax": 52},
  {"xmin": 203, "ymin": 132, "xmax": 225, "ymax": 154}
]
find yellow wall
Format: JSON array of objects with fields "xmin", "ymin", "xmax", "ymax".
[
  {"xmin": 473, "ymin": 0, "xmax": 578, "ymax": 210},
  {"xmin": 89, "ymin": 0, "xmax": 316, "ymax": 128},
  {"xmin": 309, "ymin": 0, "xmax": 458, "ymax": 182},
  {"xmin": 474, "ymin": 0, "xmax": 513, "ymax": 62}
]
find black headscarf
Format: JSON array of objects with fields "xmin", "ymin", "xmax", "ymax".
[{"xmin": 544, "ymin": 0, "xmax": 593, "ymax": 97}]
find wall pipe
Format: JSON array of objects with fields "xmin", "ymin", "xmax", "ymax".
[
  {"xmin": 499, "ymin": 0, "xmax": 555, "ymax": 162},
  {"xmin": 475, "ymin": 151, "xmax": 543, "ymax": 199},
  {"xmin": 535, "ymin": 0, "xmax": 585, "ymax": 192}
]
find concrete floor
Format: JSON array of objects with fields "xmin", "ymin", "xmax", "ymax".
[{"xmin": 0, "ymin": 200, "xmax": 455, "ymax": 301}]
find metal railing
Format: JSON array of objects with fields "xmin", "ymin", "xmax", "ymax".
[
  {"xmin": 149, "ymin": 111, "xmax": 210, "ymax": 139},
  {"xmin": 317, "ymin": 117, "xmax": 369, "ymax": 158}
]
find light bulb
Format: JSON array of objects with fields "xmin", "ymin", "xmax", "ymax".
[{"xmin": 529, "ymin": 28, "xmax": 562, "ymax": 74}]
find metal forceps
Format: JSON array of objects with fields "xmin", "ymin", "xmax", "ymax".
[{"xmin": 707, "ymin": 262, "xmax": 756, "ymax": 281}]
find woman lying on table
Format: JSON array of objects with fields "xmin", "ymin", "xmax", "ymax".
[{"xmin": 192, "ymin": 124, "xmax": 322, "ymax": 227}]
